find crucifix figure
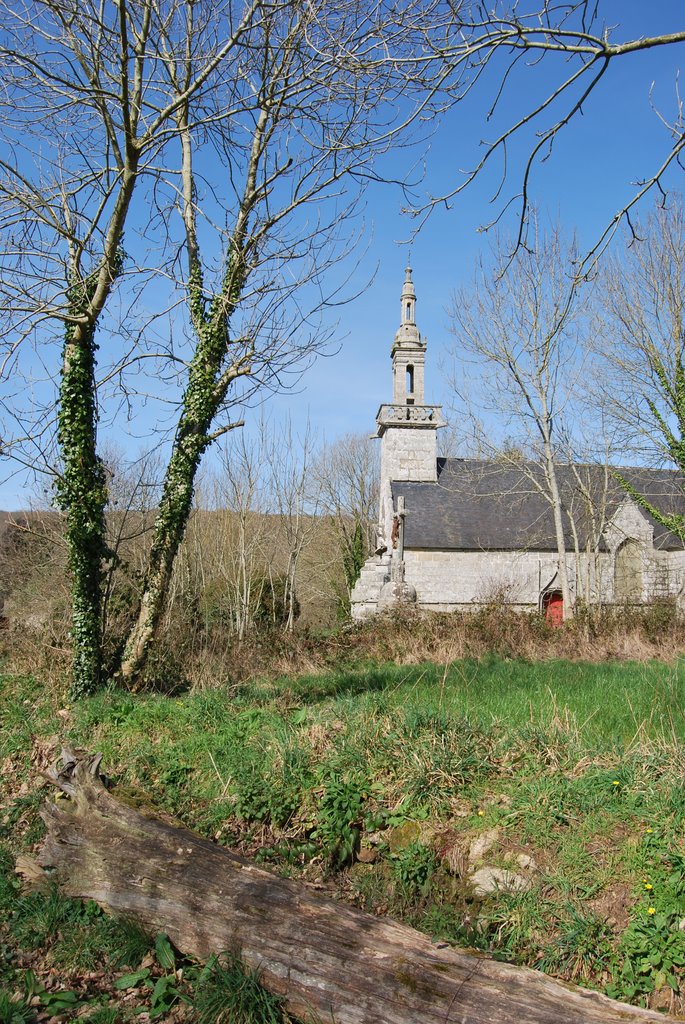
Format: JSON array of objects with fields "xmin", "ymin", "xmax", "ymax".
[
  {"xmin": 389, "ymin": 496, "xmax": 411, "ymax": 588},
  {"xmin": 396, "ymin": 496, "xmax": 407, "ymax": 561}
]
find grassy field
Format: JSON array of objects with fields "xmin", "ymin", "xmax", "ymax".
[{"xmin": 2, "ymin": 655, "xmax": 685, "ymax": 1020}]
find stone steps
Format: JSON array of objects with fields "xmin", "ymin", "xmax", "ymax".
[{"xmin": 350, "ymin": 555, "xmax": 391, "ymax": 620}]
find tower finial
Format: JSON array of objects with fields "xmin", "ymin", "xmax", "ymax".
[{"xmin": 400, "ymin": 263, "xmax": 416, "ymax": 328}]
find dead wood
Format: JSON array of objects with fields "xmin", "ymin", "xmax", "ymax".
[{"xmin": 34, "ymin": 748, "xmax": 681, "ymax": 1024}]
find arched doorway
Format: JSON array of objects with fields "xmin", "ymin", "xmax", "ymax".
[{"xmin": 542, "ymin": 589, "xmax": 564, "ymax": 627}]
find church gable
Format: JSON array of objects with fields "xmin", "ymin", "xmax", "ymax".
[{"xmin": 604, "ymin": 497, "xmax": 654, "ymax": 553}]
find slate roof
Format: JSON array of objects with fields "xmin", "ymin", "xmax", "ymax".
[{"xmin": 392, "ymin": 459, "xmax": 685, "ymax": 552}]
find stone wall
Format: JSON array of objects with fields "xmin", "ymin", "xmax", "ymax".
[
  {"xmin": 402, "ymin": 544, "xmax": 685, "ymax": 611},
  {"xmin": 403, "ymin": 548, "xmax": 580, "ymax": 610},
  {"xmin": 633, "ymin": 546, "xmax": 685, "ymax": 603},
  {"xmin": 380, "ymin": 425, "xmax": 438, "ymax": 484}
]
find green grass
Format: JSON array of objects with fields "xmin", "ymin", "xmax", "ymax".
[
  {"xmin": 206, "ymin": 656, "xmax": 685, "ymax": 761},
  {"xmin": 259, "ymin": 656, "xmax": 685, "ymax": 745},
  {"xmin": 2, "ymin": 656, "xmax": 685, "ymax": 1016},
  {"xmin": 192, "ymin": 955, "xmax": 288, "ymax": 1024}
]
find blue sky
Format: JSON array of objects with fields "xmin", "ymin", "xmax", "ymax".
[
  {"xmin": 264, "ymin": 1, "xmax": 685, "ymax": 461},
  {"xmin": 1, "ymin": 1, "xmax": 684, "ymax": 509}
]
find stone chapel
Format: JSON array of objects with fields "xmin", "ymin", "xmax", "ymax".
[{"xmin": 350, "ymin": 268, "xmax": 685, "ymax": 621}]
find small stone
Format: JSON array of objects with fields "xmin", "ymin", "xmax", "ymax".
[
  {"xmin": 514, "ymin": 853, "xmax": 538, "ymax": 872},
  {"xmin": 468, "ymin": 828, "xmax": 500, "ymax": 865},
  {"xmin": 356, "ymin": 845, "xmax": 378, "ymax": 864},
  {"xmin": 469, "ymin": 866, "xmax": 530, "ymax": 896},
  {"xmin": 366, "ymin": 831, "xmax": 384, "ymax": 846}
]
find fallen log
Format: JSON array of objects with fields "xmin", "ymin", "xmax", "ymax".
[{"xmin": 34, "ymin": 749, "xmax": 680, "ymax": 1024}]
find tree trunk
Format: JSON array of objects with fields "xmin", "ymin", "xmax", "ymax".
[
  {"xmin": 36, "ymin": 750, "xmax": 677, "ymax": 1024},
  {"xmin": 57, "ymin": 319, "xmax": 108, "ymax": 699},
  {"xmin": 117, "ymin": 427, "xmax": 205, "ymax": 683},
  {"xmin": 543, "ymin": 438, "xmax": 574, "ymax": 620}
]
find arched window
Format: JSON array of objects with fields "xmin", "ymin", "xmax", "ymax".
[
  {"xmin": 614, "ymin": 539, "xmax": 643, "ymax": 602},
  {"xmin": 406, "ymin": 364, "xmax": 414, "ymax": 398},
  {"xmin": 406, "ymin": 301, "xmax": 411, "ymax": 321}
]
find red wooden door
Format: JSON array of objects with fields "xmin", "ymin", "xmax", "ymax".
[{"xmin": 542, "ymin": 590, "xmax": 564, "ymax": 627}]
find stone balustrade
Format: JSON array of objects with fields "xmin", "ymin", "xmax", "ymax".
[{"xmin": 376, "ymin": 403, "xmax": 443, "ymax": 427}]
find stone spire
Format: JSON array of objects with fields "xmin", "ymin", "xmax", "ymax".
[
  {"xmin": 397, "ymin": 264, "xmax": 417, "ymax": 334},
  {"xmin": 391, "ymin": 265, "xmax": 426, "ymax": 404}
]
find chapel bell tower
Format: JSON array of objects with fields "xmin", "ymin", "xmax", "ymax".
[{"xmin": 375, "ymin": 266, "xmax": 443, "ymax": 549}]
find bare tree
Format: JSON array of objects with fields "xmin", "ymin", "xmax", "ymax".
[
  {"xmin": 447, "ymin": 222, "xmax": 593, "ymax": 618},
  {"xmin": 206, "ymin": 431, "xmax": 272, "ymax": 641},
  {"xmin": 264, "ymin": 418, "xmax": 320, "ymax": 632},
  {"xmin": 428, "ymin": 2, "xmax": 685, "ymax": 272},
  {"xmin": 596, "ymin": 197, "xmax": 685, "ymax": 539},
  {"xmin": 315, "ymin": 432, "xmax": 379, "ymax": 607},
  {"xmin": 565, "ymin": 460, "xmax": 612, "ymax": 607},
  {"xmin": 99, "ymin": 447, "xmax": 162, "ymax": 663},
  {"xmin": 0, "ymin": 0, "xmax": 442, "ymax": 694}
]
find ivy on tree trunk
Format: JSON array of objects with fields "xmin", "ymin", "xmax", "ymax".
[
  {"xmin": 118, "ymin": 260, "xmax": 249, "ymax": 684},
  {"xmin": 56, "ymin": 278, "xmax": 109, "ymax": 699}
]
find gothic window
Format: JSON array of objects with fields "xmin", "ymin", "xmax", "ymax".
[
  {"xmin": 406, "ymin": 364, "xmax": 414, "ymax": 397},
  {"xmin": 406, "ymin": 301, "xmax": 411, "ymax": 321},
  {"xmin": 614, "ymin": 539, "xmax": 643, "ymax": 602}
]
